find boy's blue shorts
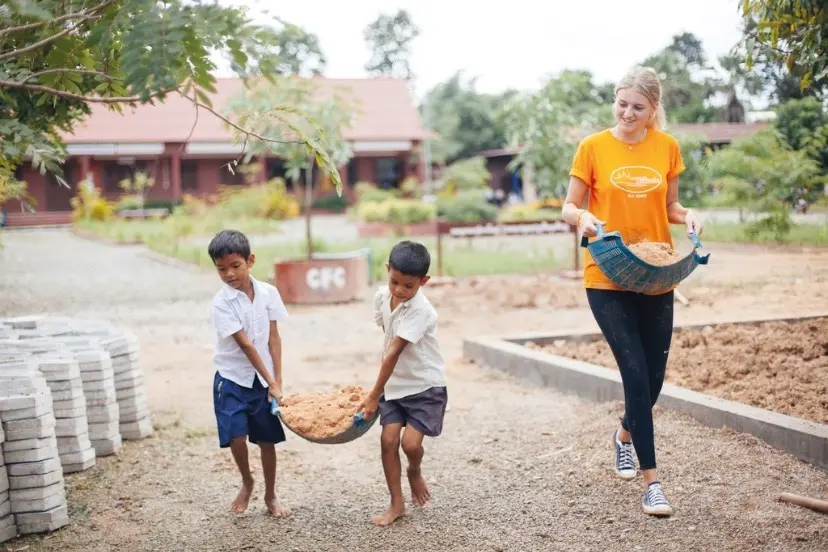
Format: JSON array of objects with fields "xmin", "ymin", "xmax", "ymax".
[{"xmin": 213, "ymin": 372, "xmax": 286, "ymax": 448}]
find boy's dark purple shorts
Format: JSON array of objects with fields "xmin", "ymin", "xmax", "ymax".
[
  {"xmin": 379, "ymin": 386, "xmax": 448, "ymax": 437},
  {"xmin": 213, "ymin": 372, "xmax": 286, "ymax": 448}
]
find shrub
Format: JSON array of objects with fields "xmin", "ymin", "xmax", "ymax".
[
  {"xmin": 70, "ymin": 180, "xmax": 114, "ymax": 222},
  {"xmin": 311, "ymin": 193, "xmax": 348, "ymax": 212},
  {"xmin": 437, "ymin": 192, "xmax": 498, "ymax": 223},
  {"xmin": 356, "ymin": 199, "xmax": 435, "ymax": 224},
  {"xmin": 355, "ymin": 181, "xmax": 399, "ymax": 204}
]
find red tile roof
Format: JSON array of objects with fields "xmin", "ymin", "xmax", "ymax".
[{"xmin": 61, "ymin": 77, "xmax": 433, "ymax": 143}]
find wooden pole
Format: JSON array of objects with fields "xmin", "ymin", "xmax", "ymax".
[
  {"xmin": 305, "ymin": 157, "xmax": 313, "ymax": 260},
  {"xmin": 436, "ymin": 221, "xmax": 444, "ymax": 277},
  {"xmin": 778, "ymin": 492, "xmax": 828, "ymax": 513}
]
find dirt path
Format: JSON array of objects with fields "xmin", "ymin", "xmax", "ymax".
[{"xmin": 1, "ymin": 230, "xmax": 827, "ymax": 551}]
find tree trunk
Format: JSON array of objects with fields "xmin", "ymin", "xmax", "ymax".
[{"xmin": 305, "ymin": 162, "xmax": 313, "ymax": 260}]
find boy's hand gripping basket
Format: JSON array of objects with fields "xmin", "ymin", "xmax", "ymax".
[
  {"xmin": 270, "ymin": 398, "xmax": 379, "ymax": 445},
  {"xmin": 581, "ymin": 223, "xmax": 710, "ymax": 295}
]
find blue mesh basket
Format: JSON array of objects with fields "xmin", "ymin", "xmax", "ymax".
[
  {"xmin": 270, "ymin": 397, "xmax": 378, "ymax": 445},
  {"xmin": 581, "ymin": 223, "xmax": 710, "ymax": 295}
]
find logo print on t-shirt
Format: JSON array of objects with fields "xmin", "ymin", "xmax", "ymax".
[{"xmin": 610, "ymin": 166, "xmax": 662, "ymax": 194}]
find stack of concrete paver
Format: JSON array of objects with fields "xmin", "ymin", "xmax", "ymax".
[
  {"xmin": 0, "ymin": 341, "xmax": 97, "ymax": 472},
  {"xmin": 0, "ymin": 417, "xmax": 15, "ymax": 543},
  {"xmin": 0, "ymin": 361, "xmax": 69, "ymax": 536},
  {"xmin": 101, "ymin": 333, "xmax": 152, "ymax": 440},
  {"xmin": 75, "ymin": 348, "xmax": 121, "ymax": 456}
]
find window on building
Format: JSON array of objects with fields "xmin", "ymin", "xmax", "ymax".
[
  {"xmin": 181, "ymin": 161, "xmax": 199, "ymax": 191},
  {"xmin": 376, "ymin": 158, "xmax": 402, "ymax": 189}
]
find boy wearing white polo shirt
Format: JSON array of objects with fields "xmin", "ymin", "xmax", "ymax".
[
  {"xmin": 359, "ymin": 240, "xmax": 448, "ymax": 526},
  {"xmin": 208, "ymin": 229, "xmax": 291, "ymax": 519}
]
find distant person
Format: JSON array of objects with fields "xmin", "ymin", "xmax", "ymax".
[
  {"xmin": 207, "ymin": 229, "xmax": 292, "ymax": 518},
  {"xmin": 561, "ymin": 66, "xmax": 703, "ymax": 517},
  {"xmin": 358, "ymin": 240, "xmax": 448, "ymax": 526}
]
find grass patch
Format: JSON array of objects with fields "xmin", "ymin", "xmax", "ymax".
[
  {"xmin": 671, "ymin": 221, "xmax": 828, "ymax": 247},
  {"xmin": 75, "ymin": 216, "xmax": 283, "ymax": 244},
  {"xmin": 165, "ymin": 235, "xmax": 567, "ymax": 281}
]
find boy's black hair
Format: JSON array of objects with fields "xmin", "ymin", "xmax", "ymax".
[
  {"xmin": 388, "ymin": 240, "xmax": 430, "ymax": 278},
  {"xmin": 208, "ymin": 229, "xmax": 251, "ymax": 261}
]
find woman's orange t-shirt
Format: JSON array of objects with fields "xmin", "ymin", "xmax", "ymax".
[{"xmin": 569, "ymin": 128, "xmax": 686, "ymax": 292}]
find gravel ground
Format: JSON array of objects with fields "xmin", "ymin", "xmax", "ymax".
[{"xmin": 0, "ymin": 229, "xmax": 827, "ymax": 552}]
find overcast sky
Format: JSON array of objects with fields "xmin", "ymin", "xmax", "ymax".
[{"xmin": 220, "ymin": 0, "xmax": 746, "ymax": 100}]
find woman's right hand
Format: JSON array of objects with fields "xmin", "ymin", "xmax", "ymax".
[{"xmin": 578, "ymin": 210, "xmax": 605, "ymax": 237}]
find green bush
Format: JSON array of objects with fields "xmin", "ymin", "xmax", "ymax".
[
  {"xmin": 437, "ymin": 192, "xmax": 498, "ymax": 223},
  {"xmin": 311, "ymin": 193, "xmax": 348, "ymax": 212},
  {"xmin": 356, "ymin": 199, "xmax": 436, "ymax": 224},
  {"xmin": 355, "ymin": 181, "xmax": 399, "ymax": 204}
]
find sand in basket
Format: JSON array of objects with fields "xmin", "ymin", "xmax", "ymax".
[
  {"xmin": 627, "ymin": 241, "xmax": 684, "ymax": 266},
  {"xmin": 278, "ymin": 385, "xmax": 368, "ymax": 439}
]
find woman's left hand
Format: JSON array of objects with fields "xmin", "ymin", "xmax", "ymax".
[{"xmin": 685, "ymin": 209, "xmax": 703, "ymax": 236}]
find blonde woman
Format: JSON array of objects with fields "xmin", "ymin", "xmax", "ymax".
[{"xmin": 561, "ymin": 66, "xmax": 702, "ymax": 517}]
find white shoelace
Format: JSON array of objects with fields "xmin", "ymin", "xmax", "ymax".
[
  {"xmin": 618, "ymin": 441, "xmax": 635, "ymax": 471},
  {"xmin": 646, "ymin": 484, "xmax": 670, "ymax": 507}
]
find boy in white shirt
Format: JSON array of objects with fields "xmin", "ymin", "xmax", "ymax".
[
  {"xmin": 208, "ymin": 229, "xmax": 291, "ymax": 518},
  {"xmin": 359, "ymin": 240, "xmax": 448, "ymax": 526}
]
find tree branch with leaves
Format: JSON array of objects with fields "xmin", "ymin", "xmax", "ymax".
[{"xmin": 0, "ymin": 0, "xmax": 337, "ymax": 210}]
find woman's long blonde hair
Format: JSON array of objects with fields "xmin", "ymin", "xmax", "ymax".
[{"xmin": 615, "ymin": 66, "xmax": 666, "ymax": 131}]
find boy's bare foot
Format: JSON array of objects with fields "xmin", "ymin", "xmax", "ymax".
[
  {"xmin": 264, "ymin": 495, "xmax": 292, "ymax": 518},
  {"xmin": 371, "ymin": 504, "xmax": 406, "ymax": 526},
  {"xmin": 407, "ymin": 467, "xmax": 430, "ymax": 507},
  {"xmin": 231, "ymin": 479, "xmax": 254, "ymax": 513}
]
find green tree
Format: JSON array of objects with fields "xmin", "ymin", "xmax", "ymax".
[
  {"xmin": 498, "ymin": 70, "xmax": 613, "ymax": 199},
  {"xmin": 226, "ymin": 77, "xmax": 356, "ymax": 257},
  {"xmin": 421, "ymin": 72, "xmax": 515, "ymax": 164},
  {"xmin": 363, "ymin": 9, "xmax": 420, "ymax": 82},
  {"xmin": 740, "ymin": 0, "xmax": 827, "ymax": 94},
  {"xmin": 706, "ymin": 128, "xmax": 822, "ymax": 239},
  {"xmin": 773, "ymin": 97, "xmax": 828, "ymax": 174},
  {"xmin": 0, "ymin": 0, "xmax": 343, "ymax": 212}
]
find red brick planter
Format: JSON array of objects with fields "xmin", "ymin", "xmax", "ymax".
[
  {"xmin": 272, "ymin": 252, "xmax": 369, "ymax": 305},
  {"xmin": 356, "ymin": 220, "xmax": 438, "ymax": 238}
]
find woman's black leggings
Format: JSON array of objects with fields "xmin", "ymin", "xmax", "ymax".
[{"xmin": 586, "ymin": 288, "xmax": 674, "ymax": 470}]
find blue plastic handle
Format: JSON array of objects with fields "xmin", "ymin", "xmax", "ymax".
[
  {"xmin": 269, "ymin": 397, "xmax": 279, "ymax": 416},
  {"xmin": 595, "ymin": 222, "xmax": 606, "ymax": 238},
  {"xmin": 688, "ymin": 231, "xmax": 703, "ymax": 249},
  {"xmin": 352, "ymin": 412, "xmax": 366, "ymax": 426}
]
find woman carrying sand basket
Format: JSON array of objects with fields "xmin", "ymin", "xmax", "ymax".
[{"xmin": 561, "ymin": 66, "xmax": 703, "ymax": 517}]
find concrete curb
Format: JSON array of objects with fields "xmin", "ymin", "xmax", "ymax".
[{"xmin": 463, "ymin": 313, "xmax": 828, "ymax": 471}]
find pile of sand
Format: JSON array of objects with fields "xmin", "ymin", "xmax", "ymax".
[
  {"xmin": 278, "ymin": 385, "xmax": 368, "ymax": 439},
  {"xmin": 628, "ymin": 241, "xmax": 684, "ymax": 266}
]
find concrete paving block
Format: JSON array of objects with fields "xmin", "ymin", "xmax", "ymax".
[
  {"xmin": 2, "ymin": 436, "xmax": 57, "ymax": 453},
  {"xmin": 3, "ymin": 425, "xmax": 55, "ymax": 442},
  {"xmin": 43, "ymin": 379, "xmax": 83, "ymax": 393},
  {"xmin": 76, "ymin": 351, "xmax": 112, "ymax": 368},
  {"xmin": 0, "ymin": 424, "xmax": 4, "ymax": 445},
  {"xmin": 85, "ymin": 404, "xmax": 118, "ymax": 423},
  {"xmin": 53, "ymin": 405, "xmax": 86, "ymax": 420},
  {"xmin": 60, "ymin": 452, "xmax": 95, "ymax": 473},
  {"xmin": 79, "ymin": 366, "xmax": 115, "ymax": 383},
  {"xmin": 0, "ymin": 376, "xmax": 51, "ymax": 396},
  {"xmin": 56, "ymin": 434, "xmax": 91, "ymax": 452},
  {"xmin": 0, "ymin": 521, "xmax": 16, "ymax": 543},
  {"xmin": 114, "ymin": 375, "xmax": 142, "ymax": 391},
  {"xmin": 54, "ymin": 416, "xmax": 88, "ymax": 437},
  {"xmin": 115, "ymin": 385, "xmax": 145, "ymax": 401},
  {"xmin": 84, "ymin": 387, "xmax": 117, "ymax": 402},
  {"xmin": 50, "ymin": 387, "xmax": 85, "ymax": 402},
  {"xmin": 59, "ymin": 447, "xmax": 95, "ymax": 466},
  {"xmin": 9, "ymin": 469, "xmax": 63, "ymax": 491},
  {"xmin": 2, "ymin": 414, "xmax": 56, "ymax": 433},
  {"xmin": 10, "ymin": 491, "xmax": 65, "ymax": 515},
  {"xmin": 0, "ymin": 512, "xmax": 12, "ymax": 530},
  {"xmin": 0, "ymin": 496, "xmax": 9, "ymax": 517},
  {"xmin": 6, "ymin": 456, "xmax": 61, "ymax": 477},
  {"xmin": 0, "ymin": 470, "xmax": 7, "ymax": 493},
  {"xmin": 16, "ymin": 504, "xmax": 69, "ymax": 535},
  {"xmin": 121, "ymin": 418, "xmax": 153, "ymax": 440},
  {"xmin": 0, "ymin": 316, "xmax": 40, "ymax": 329},
  {"xmin": 118, "ymin": 393, "xmax": 147, "ymax": 409},
  {"xmin": 81, "ymin": 378, "xmax": 116, "ymax": 393},
  {"xmin": 88, "ymin": 422, "xmax": 119, "ymax": 439},
  {"xmin": 9, "ymin": 480, "xmax": 63, "ymax": 503},
  {"xmin": 0, "ymin": 400, "xmax": 53, "ymax": 422},
  {"xmin": 119, "ymin": 407, "xmax": 151, "ymax": 424},
  {"xmin": 4, "ymin": 446, "xmax": 59, "ymax": 465},
  {"xmin": 52, "ymin": 396, "xmax": 86, "ymax": 411},
  {"xmin": 92, "ymin": 435, "xmax": 122, "ymax": 456}
]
